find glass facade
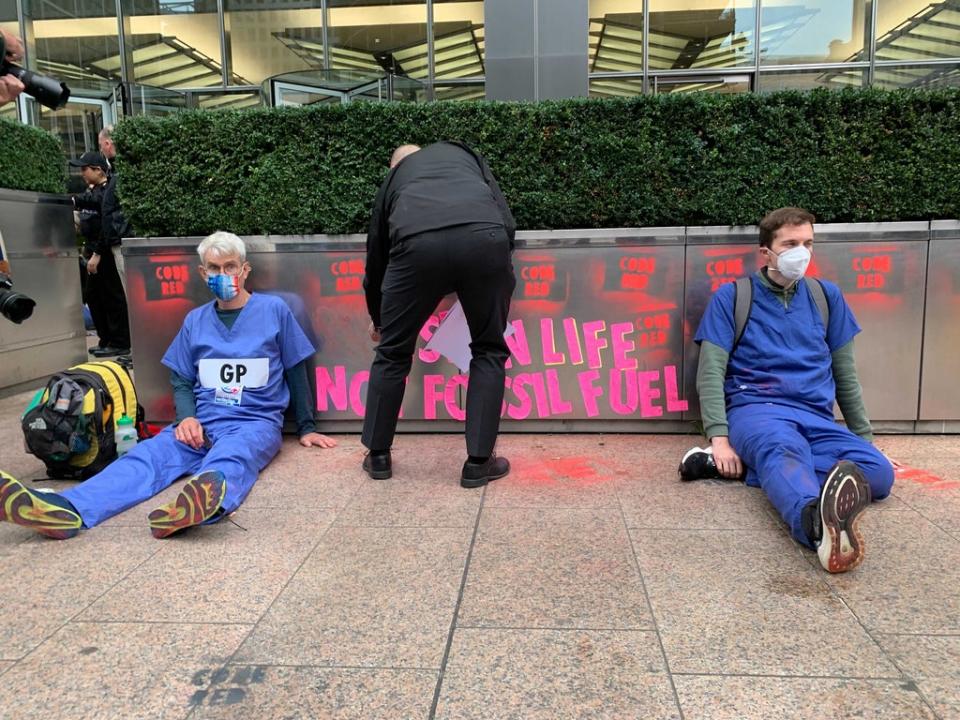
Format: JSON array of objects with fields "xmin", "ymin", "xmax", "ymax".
[
  {"xmin": 1, "ymin": 0, "xmax": 958, "ymax": 132},
  {"xmin": 588, "ymin": 0, "xmax": 959, "ymax": 97}
]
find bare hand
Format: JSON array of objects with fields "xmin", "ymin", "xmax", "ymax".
[
  {"xmin": 368, "ymin": 321, "xmax": 381, "ymax": 343},
  {"xmin": 0, "ymin": 74, "xmax": 24, "ymax": 104},
  {"xmin": 299, "ymin": 432, "xmax": 338, "ymax": 449},
  {"xmin": 710, "ymin": 436, "xmax": 743, "ymax": 479},
  {"xmin": 2, "ymin": 29, "xmax": 24, "ymax": 62},
  {"xmin": 175, "ymin": 417, "xmax": 205, "ymax": 449},
  {"xmin": 86, "ymin": 253, "xmax": 101, "ymax": 275}
]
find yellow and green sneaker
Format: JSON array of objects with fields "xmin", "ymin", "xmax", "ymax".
[
  {"xmin": 147, "ymin": 471, "xmax": 226, "ymax": 539},
  {"xmin": 0, "ymin": 470, "xmax": 82, "ymax": 540}
]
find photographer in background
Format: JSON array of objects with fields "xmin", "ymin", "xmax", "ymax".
[
  {"xmin": 0, "ymin": 29, "xmax": 25, "ymax": 103},
  {"xmin": 71, "ymin": 151, "xmax": 130, "ymax": 358}
]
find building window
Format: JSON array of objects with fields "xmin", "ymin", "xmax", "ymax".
[{"xmin": 759, "ymin": 0, "xmax": 869, "ymax": 65}]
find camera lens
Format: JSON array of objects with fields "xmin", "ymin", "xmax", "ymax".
[
  {"xmin": 4, "ymin": 63, "xmax": 71, "ymax": 110},
  {"xmin": 0, "ymin": 289, "xmax": 36, "ymax": 324}
]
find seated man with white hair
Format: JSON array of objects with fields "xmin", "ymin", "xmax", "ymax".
[{"xmin": 0, "ymin": 231, "xmax": 336, "ymax": 540}]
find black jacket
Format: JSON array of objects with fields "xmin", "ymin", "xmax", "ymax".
[
  {"xmin": 74, "ymin": 182, "xmax": 107, "ymax": 255},
  {"xmin": 364, "ymin": 141, "xmax": 516, "ymax": 326},
  {"xmin": 101, "ymin": 172, "xmax": 131, "ymax": 248}
]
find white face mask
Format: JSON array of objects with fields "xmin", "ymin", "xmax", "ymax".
[{"xmin": 769, "ymin": 245, "xmax": 811, "ymax": 282}]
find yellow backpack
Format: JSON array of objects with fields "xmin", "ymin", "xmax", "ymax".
[{"xmin": 21, "ymin": 360, "xmax": 141, "ymax": 479}]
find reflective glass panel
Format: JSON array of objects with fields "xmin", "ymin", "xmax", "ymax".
[
  {"xmin": 760, "ymin": 0, "xmax": 868, "ymax": 65},
  {"xmin": 434, "ymin": 80, "xmax": 484, "ymax": 101},
  {"xmin": 589, "ymin": 0, "xmax": 643, "ymax": 73},
  {"xmin": 327, "ymin": 1, "xmax": 427, "ymax": 80},
  {"xmin": 651, "ymin": 74, "xmax": 751, "ymax": 93},
  {"xmin": 873, "ymin": 62, "xmax": 960, "ymax": 88},
  {"xmin": 432, "ymin": 0, "xmax": 484, "ymax": 80},
  {"xmin": 224, "ymin": 1, "xmax": 322, "ymax": 86},
  {"xmin": 589, "ymin": 76, "xmax": 644, "ymax": 97},
  {"xmin": 649, "ymin": 0, "xmax": 757, "ymax": 69},
  {"xmin": 121, "ymin": 0, "xmax": 227, "ymax": 88},
  {"xmin": 25, "ymin": 0, "xmax": 121, "ymax": 86},
  {"xmin": 758, "ymin": 67, "xmax": 866, "ymax": 91},
  {"xmin": 876, "ymin": 1, "xmax": 960, "ymax": 61}
]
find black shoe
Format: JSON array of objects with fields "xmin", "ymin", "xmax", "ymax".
[
  {"xmin": 678, "ymin": 446, "xmax": 722, "ymax": 481},
  {"xmin": 362, "ymin": 451, "xmax": 392, "ymax": 480},
  {"xmin": 461, "ymin": 454, "xmax": 510, "ymax": 489},
  {"xmin": 817, "ymin": 460, "xmax": 872, "ymax": 573},
  {"xmin": 91, "ymin": 346, "xmax": 130, "ymax": 358}
]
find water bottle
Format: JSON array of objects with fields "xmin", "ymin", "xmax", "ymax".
[{"xmin": 115, "ymin": 414, "xmax": 138, "ymax": 456}]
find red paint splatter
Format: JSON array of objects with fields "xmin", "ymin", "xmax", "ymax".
[{"xmin": 896, "ymin": 465, "xmax": 960, "ymax": 490}]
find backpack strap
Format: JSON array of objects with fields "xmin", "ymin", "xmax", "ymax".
[
  {"xmin": 732, "ymin": 276, "xmax": 753, "ymax": 351},
  {"xmin": 803, "ymin": 277, "xmax": 830, "ymax": 329}
]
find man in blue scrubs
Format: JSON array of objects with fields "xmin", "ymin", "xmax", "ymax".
[
  {"xmin": 0, "ymin": 232, "xmax": 336, "ymax": 540},
  {"xmin": 687, "ymin": 207, "xmax": 894, "ymax": 573}
]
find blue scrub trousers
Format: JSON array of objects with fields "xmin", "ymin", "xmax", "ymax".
[
  {"xmin": 61, "ymin": 420, "xmax": 282, "ymax": 529},
  {"xmin": 728, "ymin": 403, "xmax": 894, "ymax": 548}
]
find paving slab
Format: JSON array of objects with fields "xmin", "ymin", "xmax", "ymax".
[
  {"xmin": 0, "ymin": 527, "xmax": 160, "ymax": 660},
  {"xmin": 877, "ymin": 634, "xmax": 960, "ymax": 720},
  {"xmin": 190, "ymin": 665, "xmax": 438, "ymax": 719},
  {"xmin": 631, "ymin": 528, "xmax": 900, "ymax": 677},
  {"xmin": 674, "ymin": 676, "xmax": 936, "ymax": 720},
  {"xmin": 234, "ymin": 525, "xmax": 470, "ymax": 668},
  {"xmin": 458, "ymin": 507, "xmax": 654, "ymax": 630},
  {"xmin": 435, "ymin": 628, "xmax": 679, "ymax": 719},
  {"xmin": 80, "ymin": 507, "xmax": 335, "ymax": 624},
  {"xmin": 0, "ymin": 621, "xmax": 250, "ymax": 720}
]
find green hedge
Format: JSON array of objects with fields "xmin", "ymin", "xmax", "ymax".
[
  {"xmin": 113, "ymin": 87, "xmax": 960, "ymax": 237},
  {"xmin": 0, "ymin": 117, "xmax": 65, "ymax": 193}
]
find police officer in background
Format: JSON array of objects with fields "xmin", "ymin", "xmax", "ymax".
[{"xmin": 361, "ymin": 142, "xmax": 516, "ymax": 488}]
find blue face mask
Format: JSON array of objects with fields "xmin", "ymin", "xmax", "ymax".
[{"xmin": 206, "ymin": 273, "xmax": 241, "ymax": 301}]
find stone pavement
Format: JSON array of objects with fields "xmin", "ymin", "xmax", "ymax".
[{"xmin": 0, "ymin": 387, "xmax": 957, "ymax": 719}]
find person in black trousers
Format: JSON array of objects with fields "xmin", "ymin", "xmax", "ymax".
[
  {"xmin": 361, "ymin": 142, "xmax": 516, "ymax": 488},
  {"xmin": 70, "ymin": 151, "xmax": 130, "ymax": 357}
]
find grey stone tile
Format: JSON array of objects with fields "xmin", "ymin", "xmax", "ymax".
[
  {"xmin": 336, "ymin": 478, "xmax": 481, "ymax": 527},
  {"xmin": 822, "ymin": 511, "xmax": 960, "ymax": 634},
  {"xmin": 916, "ymin": 679, "xmax": 960, "ymax": 720},
  {"xmin": 243, "ymin": 438, "xmax": 366, "ymax": 510},
  {"xmin": 674, "ymin": 676, "xmax": 936, "ymax": 720},
  {"xmin": 876, "ymin": 436, "xmax": 960, "ymax": 463},
  {"xmin": 0, "ymin": 527, "xmax": 159, "ymax": 659},
  {"xmin": 631, "ymin": 528, "xmax": 899, "ymax": 677},
  {"xmin": 876, "ymin": 634, "xmax": 960, "ymax": 679},
  {"xmin": 234, "ymin": 526, "xmax": 470, "ymax": 668},
  {"xmin": 620, "ymin": 480, "xmax": 780, "ymax": 530},
  {"xmin": 190, "ymin": 666, "xmax": 437, "ymax": 719},
  {"xmin": 435, "ymin": 628, "xmax": 679, "ymax": 719},
  {"xmin": 458, "ymin": 508, "xmax": 653, "ymax": 630},
  {"xmin": 80, "ymin": 508, "xmax": 335, "ymax": 624},
  {"xmin": 0, "ymin": 621, "xmax": 251, "ymax": 720}
]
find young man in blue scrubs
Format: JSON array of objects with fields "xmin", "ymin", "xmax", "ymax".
[
  {"xmin": 685, "ymin": 207, "xmax": 894, "ymax": 573},
  {"xmin": 0, "ymin": 232, "xmax": 336, "ymax": 540}
]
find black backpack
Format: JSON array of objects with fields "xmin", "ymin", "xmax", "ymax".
[{"xmin": 21, "ymin": 360, "xmax": 142, "ymax": 480}]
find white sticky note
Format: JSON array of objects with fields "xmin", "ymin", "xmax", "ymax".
[{"xmin": 425, "ymin": 300, "xmax": 514, "ymax": 373}]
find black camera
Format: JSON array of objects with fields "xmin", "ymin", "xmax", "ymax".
[
  {"xmin": 0, "ymin": 272, "xmax": 36, "ymax": 324},
  {"xmin": 1, "ymin": 32, "xmax": 70, "ymax": 110}
]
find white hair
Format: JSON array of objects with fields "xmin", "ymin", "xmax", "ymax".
[
  {"xmin": 98, "ymin": 124, "xmax": 114, "ymax": 141},
  {"xmin": 197, "ymin": 231, "xmax": 246, "ymax": 264}
]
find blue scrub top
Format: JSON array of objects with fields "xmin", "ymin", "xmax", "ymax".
[
  {"xmin": 162, "ymin": 293, "xmax": 316, "ymax": 428},
  {"xmin": 694, "ymin": 273, "xmax": 860, "ymax": 418}
]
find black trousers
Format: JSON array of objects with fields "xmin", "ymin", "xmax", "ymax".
[
  {"xmin": 86, "ymin": 245, "xmax": 130, "ymax": 349},
  {"xmin": 362, "ymin": 223, "xmax": 515, "ymax": 457}
]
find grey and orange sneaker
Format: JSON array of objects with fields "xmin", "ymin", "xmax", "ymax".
[
  {"xmin": 0, "ymin": 470, "xmax": 82, "ymax": 540},
  {"xmin": 147, "ymin": 471, "xmax": 226, "ymax": 539},
  {"xmin": 817, "ymin": 461, "xmax": 872, "ymax": 573}
]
